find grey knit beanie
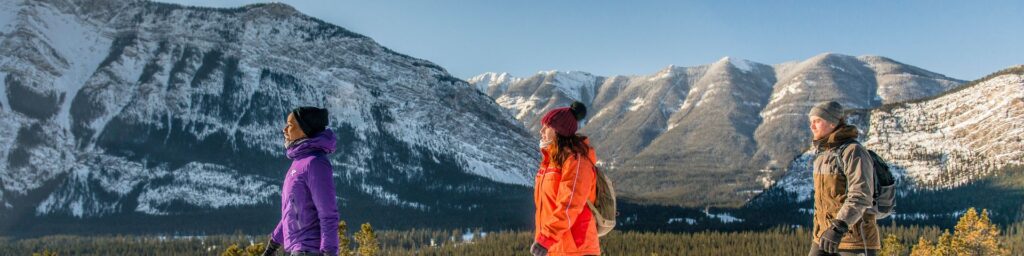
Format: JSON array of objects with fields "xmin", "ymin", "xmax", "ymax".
[{"xmin": 808, "ymin": 101, "xmax": 844, "ymax": 124}]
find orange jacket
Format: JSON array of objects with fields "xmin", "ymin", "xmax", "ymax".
[{"xmin": 534, "ymin": 143, "xmax": 600, "ymax": 255}]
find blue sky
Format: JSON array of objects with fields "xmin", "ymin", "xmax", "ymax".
[{"xmin": 158, "ymin": 0, "xmax": 1023, "ymax": 80}]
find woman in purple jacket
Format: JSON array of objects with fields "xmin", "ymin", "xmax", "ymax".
[{"xmin": 263, "ymin": 107, "xmax": 340, "ymax": 256}]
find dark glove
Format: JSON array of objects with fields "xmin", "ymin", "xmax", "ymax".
[
  {"xmin": 818, "ymin": 219, "xmax": 849, "ymax": 254},
  {"xmin": 530, "ymin": 241, "xmax": 548, "ymax": 256},
  {"xmin": 262, "ymin": 240, "xmax": 281, "ymax": 256}
]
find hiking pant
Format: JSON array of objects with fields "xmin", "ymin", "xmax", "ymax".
[{"xmin": 808, "ymin": 243, "xmax": 878, "ymax": 256}]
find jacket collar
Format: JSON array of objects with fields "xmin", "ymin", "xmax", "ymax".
[{"xmin": 814, "ymin": 125, "xmax": 859, "ymax": 151}]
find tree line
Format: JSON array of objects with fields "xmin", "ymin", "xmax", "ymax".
[{"xmin": 5, "ymin": 207, "xmax": 1018, "ymax": 255}]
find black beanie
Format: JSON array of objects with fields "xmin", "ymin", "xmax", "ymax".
[{"xmin": 291, "ymin": 107, "xmax": 329, "ymax": 136}]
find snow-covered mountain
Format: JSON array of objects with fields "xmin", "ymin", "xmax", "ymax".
[
  {"xmin": 0, "ymin": 0, "xmax": 537, "ymax": 234},
  {"xmin": 470, "ymin": 54, "xmax": 964, "ymax": 207},
  {"xmin": 777, "ymin": 66, "xmax": 1024, "ymax": 202},
  {"xmin": 867, "ymin": 68, "xmax": 1024, "ymax": 187}
]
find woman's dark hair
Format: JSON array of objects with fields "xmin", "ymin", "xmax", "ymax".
[
  {"xmin": 546, "ymin": 101, "xmax": 590, "ymax": 166},
  {"xmin": 548, "ymin": 134, "xmax": 590, "ymax": 167}
]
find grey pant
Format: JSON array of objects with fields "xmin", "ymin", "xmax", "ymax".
[{"xmin": 808, "ymin": 243, "xmax": 878, "ymax": 256}]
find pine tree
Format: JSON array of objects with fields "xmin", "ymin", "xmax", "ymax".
[
  {"xmin": 951, "ymin": 208, "xmax": 981, "ymax": 255},
  {"xmin": 934, "ymin": 230, "xmax": 955, "ymax": 256},
  {"xmin": 910, "ymin": 237, "xmax": 935, "ymax": 256},
  {"xmin": 245, "ymin": 242, "xmax": 266, "ymax": 256},
  {"xmin": 31, "ymin": 250, "xmax": 58, "ymax": 256},
  {"xmin": 355, "ymin": 222, "xmax": 380, "ymax": 256},
  {"xmin": 881, "ymin": 233, "xmax": 903, "ymax": 256},
  {"xmin": 952, "ymin": 208, "xmax": 1007, "ymax": 256},
  {"xmin": 976, "ymin": 210, "xmax": 1007, "ymax": 255},
  {"xmin": 221, "ymin": 244, "xmax": 244, "ymax": 256},
  {"xmin": 339, "ymin": 221, "xmax": 354, "ymax": 256}
]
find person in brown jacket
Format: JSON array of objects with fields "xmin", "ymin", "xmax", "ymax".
[{"xmin": 807, "ymin": 101, "xmax": 880, "ymax": 256}]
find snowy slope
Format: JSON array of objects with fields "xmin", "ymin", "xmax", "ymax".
[
  {"xmin": 777, "ymin": 66, "xmax": 1024, "ymax": 201},
  {"xmin": 866, "ymin": 69, "xmax": 1024, "ymax": 187},
  {"xmin": 0, "ymin": 0, "xmax": 537, "ymax": 232},
  {"xmin": 468, "ymin": 70, "xmax": 602, "ymax": 132}
]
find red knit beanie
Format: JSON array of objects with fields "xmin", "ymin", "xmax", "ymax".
[
  {"xmin": 541, "ymin": 102, "xmax": 587, "ymax": 137},
  {"xmin": 542, "ymin": 108, "xmax": 576, "ymax": 136}
]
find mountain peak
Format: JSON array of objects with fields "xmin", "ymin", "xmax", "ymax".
[
  {"xmin": 656, "ymin": 64, "xmax": 678, "ymax": 73},
  {"xmin": 716, "ymin": 56, "xmax": 758, "ymax": 73},
  {"xmin": 808, "ymin": 52, "xmax": 856, "ymax": 62},
  {"xmin": 468, "ymin": 72, "xmax": 515, "ymax": 84},
  {"xmin": 856, "ymin": 55, "xmax": 894, "ymax": 62},
  {"xmin": 471, "ymin": 71, "xmax": 507, "ymax": 77},
  {"xmin": 242, "ymin": 2, "xmax": 300, "ymax": 17},
  {"xmin": 538, "ymin": 70, "xmax": 596, "ymax": 78}
]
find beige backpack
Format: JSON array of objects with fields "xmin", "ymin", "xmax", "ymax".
[{"xmin": 582, "ymin": 155, "xmax": 616, "ymax": 236}]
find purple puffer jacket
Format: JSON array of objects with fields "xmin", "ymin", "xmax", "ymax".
[{"xmin": 270, "ymin": 129, "xmax": 339, "ymax": 255}]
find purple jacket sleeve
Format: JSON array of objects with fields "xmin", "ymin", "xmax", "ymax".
[
  {"xmin": 307, "ymin": 157, "xmax": 339, "ymax": 255},
  {"xmin": 270, "ymin": 219, "xmax": 283, "ymax": 244}
]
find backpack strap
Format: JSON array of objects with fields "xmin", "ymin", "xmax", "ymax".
[
  {"xmin": 579, "ymin": 153, "xmax": 613, "ymax": 216},
  {"xmin": 830, "ymin": 141, "xmax": 883, "ymax": 202},
  {"xmin": 829, "ymin": 141, "xmax": 856, "ymax": 176}
]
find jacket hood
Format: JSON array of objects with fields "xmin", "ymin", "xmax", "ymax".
[{"xmin": 286, "ymin": 129, "xmax": 337, "ymax": 160}]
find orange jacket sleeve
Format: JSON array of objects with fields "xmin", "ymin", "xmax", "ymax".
[{"xmin": 540, "ymin": 153, "xmax": 595, "ymax": 240}]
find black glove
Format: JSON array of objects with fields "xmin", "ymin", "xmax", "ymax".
[
  {"xmin": 262, "ymin": 240, "xmax": 281, "ymax": 256},
  {"xmin": 530, "ymin": 242, "xmax": 548, "ymax": 256},
  {"xmin": 818, "ymin": 219, "xmax": 849, "ymax": 254}
]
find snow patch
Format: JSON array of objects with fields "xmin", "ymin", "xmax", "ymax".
[
  {"xmin": 828, "ymin": 64, "xmax": 847, "ymax": 72},
  {"xmin": 694, "ymin": 87, "xmax": 719, "ymax": 108},
  {"xmin": 649, "ymin": 66, "xmax": 675, "ymax": 81},
  {"xmin": 358, "ymin": 183, "xmax": 428, "ymax": 211},
  {"xmin": 32, "ymin": 4, "xmax": 112, "ymax": 130},
  {"xmin": 892, "ymin": 209, "xmax": 969, "ymax": 221},
  {"xmin": 723, "ymin": 57, "xmax": 755, "ymax": 73},
  {"xmin": 704, "ymin": 209, "xmax": 743, "ymax": 223},
  {"xmin": 545, "ymin": 71, "xmax": 598, "ymax": 101},
  {"xmin": 627, "ymin": 97, "xmax": 646, "ymax": 111},
  {"xmin": 667, "ymin": 217, "xmax": 697, "ymax": 225},
  {"xmin": 135, "ymin": 163, "xmax": 277, "ymax": 215},
  {"xmin": 0, "ymin": 0, "xmax": 19, "ymax": 35},
  {"xmin": 768, "ymin": 82, "xmax": 804, "ymax": 105},
  {"xmin": 468, "ymin": 72, "xmax": 518, "ymax": 95},
  {"xmin": 776, "ymin": 150, "xmax": 816, "ymax": 201},
  {"xmin": 458, "ymin": 149, "xmax": 531, "ymax": 185},
  {"xmin": 495, "ymin": 95, "xmax": 540, "ymax": 120},
  {"xmin": 460, "ymin": 229, "xmax": 487, "ymax": 242},
  {"xmin": 0, "ymin": 73, "xmax": 7, "ymax": 112}
]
